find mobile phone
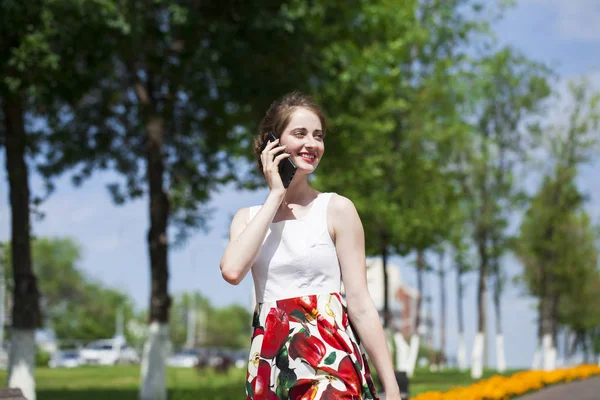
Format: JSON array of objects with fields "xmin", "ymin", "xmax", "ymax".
[{"xmin": 260, "ymin": 132, "xmax": 297, "ymax": 188}]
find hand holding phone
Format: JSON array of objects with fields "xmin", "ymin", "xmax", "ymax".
[{"xmin": 260, "ymin": 133, "xmax": 297, "ymax": 189}]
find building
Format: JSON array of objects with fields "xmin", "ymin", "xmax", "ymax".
[
  {"xmin": 396, "ymin": 285, "xmax": 420, "ymax": 338},
  {"xmin": 349, "ymin": 257, "xmax": 420, "ymax": 335}
]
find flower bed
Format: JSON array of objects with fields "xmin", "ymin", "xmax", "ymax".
[{"xmin": 411, "ymin": 364, "xmax": 600, "ymax": 400}]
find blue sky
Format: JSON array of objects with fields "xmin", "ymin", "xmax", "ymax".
[{"xmin": 1, "ymin": 1, "xmax": 599, "ymax": 368}]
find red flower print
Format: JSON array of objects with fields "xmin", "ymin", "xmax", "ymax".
[
  {"xmin": 319, "ymin": 355, "xmax": 361, "ymax": 396},
  {"xmin": 288, "ymin": 379, "xmax": 320, "ymax": 400},
  {"xmin": 277, "ymin": 295, "xmax": 318, "ymax": 322},
  {"xmin": 317, "ymin": 315, "xmax": 352, "ymax": 353},
  {"xmin": 262, "ymin": 308, "xmax": 289, "ymax": 359},
  {"xmin": 322, "ymin": 383, "xmax": 361, "ymax": 399},
  {"xmin": 252, "ymin": 359, "xmax": 278, "ymax": 400},
  {"xmin": 352, "ymin": 341, "xmax": 363, "ymax": 369},
  {"xmin": 289, "ymin": 331, "xmax": 326, "ymax": 368}
]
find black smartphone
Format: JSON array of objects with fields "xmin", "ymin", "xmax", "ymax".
[{"xmin": 260, "ymin": 132, "xmax": 297, "ymax": 188}]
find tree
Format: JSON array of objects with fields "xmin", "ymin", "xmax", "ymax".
[
  {"xmin": 312, "ymin": 0, "xmax": 492, "ymax": 333},
  {"xmin": 1, "ymin": 1, "xmax": 97, "ymax": 396},
  {"xmin": 554, "ymin": 213, "xmax": 600, "ymax": 364},
  {"xmin": 515, "ymin": 78, "xmax": 600, "ymax": 370},
  {"xmin": 37, "ymin": 2, "xmax": 369, "ymax": 397},
  {"xmin": 451, "ymin": 236, "xmax": 475, "ymax": 371},
  {"xmin": 460, "ymin": 47, "xmax": 552, "ymax": 377}
]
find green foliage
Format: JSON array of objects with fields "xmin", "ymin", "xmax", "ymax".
[
  {"xmin": 2, "ymin": 237, "xmax": 135, "ymax": 341},
  {"xmin": 312, "ymin": 0, "xmax": 491, "ymax": 257},
  {"xmin": 35, "ymin": 0, "xmax": 335, "ymax": 242},
  {"xmin": 35, "ymin": 346, "xmax": 52, "ymax": 367},
  {"xmin": 514, "ymin": 79, "xmax": 600, "ymax": 341},
  {"xmin": 169, "ymin": 291, "xmax": 251, "ymax": 350},
  {"xmin": 205, "ymin": 304, "xmax": 252, "ymax": 350}
]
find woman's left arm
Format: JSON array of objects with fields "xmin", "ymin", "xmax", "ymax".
[{"xmin": 330, "ymin": 195, "xmax": 401, "ymax": 398}]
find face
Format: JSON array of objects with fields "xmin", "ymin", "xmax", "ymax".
[{"xmin": 279, "ymin": 107, "xmax": 325, "ymax": 175}]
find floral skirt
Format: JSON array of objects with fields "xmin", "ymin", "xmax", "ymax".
[{"xmin": 246, "ymin": 292, "xmax": 379, "ymax": 400}]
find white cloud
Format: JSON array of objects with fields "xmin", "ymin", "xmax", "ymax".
[{"xmin": 529, "ymin": 0, "xmax": 600, "ymax": 42}]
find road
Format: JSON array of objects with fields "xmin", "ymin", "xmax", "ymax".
[
  {"xmin": 379, "ymin": 375, "xmax": 600, "ymax": 400},
  {"xmin": 515, "ymin": 376, "xmax": 600, "ymax": 400}
]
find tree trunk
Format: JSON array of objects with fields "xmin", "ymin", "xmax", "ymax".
[
  {"xmin": 139, "ymin": 114, "xmax": 171, "ymax": 400},
  {"xmin": 476, "ymin": 237, "xmax": 488, "ymax": 364},
  {"xmin": 492, "ymin": 256, "xmax": 506, "ymax": 372},
  {"xmin": 3, "ymin": 94, "xmax": 41, "ymax": 400},
  {"xmin": 382, "ymin": 241, "xmax": 390, "ymax": 329},
  {"xmin": 438, "ymin": 251, "xmax": 446, "ymax": 367},
  {"xmin": 415, "ymin": 249, "xmax": 425, "ymax": 337},
  {"xmin": 472, "ymin": 237, "xmax": 488, "ymax": 378},
  {"xmin": 456, "ymin": 264, "xmax": 467, "ymax": 371}
]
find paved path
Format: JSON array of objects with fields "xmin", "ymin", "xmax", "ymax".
[
  {"xmin": 379, "ymin": 376, "xmax": 600, "ymax": 400},
  {"xmin": 515, "ymin": 376, "xmax": 600, "ymax": 400}
]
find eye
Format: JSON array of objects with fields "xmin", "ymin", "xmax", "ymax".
[{"xmin": 293, "ymin": 130, "xmax": 305, "ymax": 137}]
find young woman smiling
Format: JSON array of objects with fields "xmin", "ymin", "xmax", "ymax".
[{"xmin": 220, "ymin": 92, "xmax": 400, "ymax": 400}]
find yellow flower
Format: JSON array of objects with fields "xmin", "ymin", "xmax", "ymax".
[{"xmin": 412, "ymin": 365, "xmax": 600, "ymax": 400}]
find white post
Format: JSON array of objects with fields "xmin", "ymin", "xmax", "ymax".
[
  {"xmin": 406, "ymin": 334, "xmax": 420, "ymax": 377},
  {"xmin": 393, "ymin": 332, "xmax": 410, "ymax": 372},
  {"xmin": 139, "ymin": 322, "xmax": 169, "ymax": 400},
  {"xmin": 496, "ymin": 334, "xmax": 506, "ymax": 373},
  {"xmin": 542, "ymin": 334, "xmax": 555, "ymax": 371},
  {"xmin": 8, "ymin": 329, "xmax": 36, "ymax": 400},
  {"xmin": 471, "ymin": 332, "xmax": 484, "ymax": 379}
]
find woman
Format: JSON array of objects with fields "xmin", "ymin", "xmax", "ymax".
[{"xmin": 220, "ymin": 92, "xmax": 401, "ymax": 400}]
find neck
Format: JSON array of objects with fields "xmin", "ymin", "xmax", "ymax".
[{"xmin": 282, "ymin": 175, "xmax": 316, "ymax": 206}]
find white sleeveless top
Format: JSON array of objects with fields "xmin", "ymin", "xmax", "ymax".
[{"xmin": 248, "ymin": 192, "xmax": 341, "ymax": 303}]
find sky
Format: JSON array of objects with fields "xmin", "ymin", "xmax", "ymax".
[{"xmin": 1, "ymin": 1, "xmax": 599, "ymax": 368}]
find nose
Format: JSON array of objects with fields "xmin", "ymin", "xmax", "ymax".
[{"xmin": 305, "ymin": 134, "xmax": 318, "ymax": 149}]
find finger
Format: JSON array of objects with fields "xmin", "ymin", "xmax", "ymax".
[
  {"xmin": 261, "ymin": 138, "xmax": 279, "ymax": 154},
  {"xmin": 272, "ymin": 152, "xmax": 291, "ymax": 166},
  {"xmin": 268, "ymin": 145, "xmax": 287, "ymax": 155}
]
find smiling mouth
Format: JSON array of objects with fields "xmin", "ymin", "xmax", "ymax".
[{"xmin": 298, "ymin": 153, "xmax": 316, "ymax": 163}]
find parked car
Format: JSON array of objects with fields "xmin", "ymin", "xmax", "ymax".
[
  {"xmin": 49, "ymin": 350, "xmax": 82, "ymax": 368},
  {"xmin": 167, "ymin": 349, "xmax": 199, "ymax": 368},
  {"xmin": 80, "ymin": 338, "xmax": 139, "ymax": 365}
]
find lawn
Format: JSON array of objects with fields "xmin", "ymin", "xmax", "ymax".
[{"xmin": 0, "ymin": 365, "xmax": 518, "ymax": 399}]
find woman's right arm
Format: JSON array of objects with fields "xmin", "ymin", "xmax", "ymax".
[
  {"xmin": 219, "ymin": 192, "xmax": 284, "ymax": 285},
  {"xmin": 220, "ymin": 137, "xmax": 290, "ymax": 285}
]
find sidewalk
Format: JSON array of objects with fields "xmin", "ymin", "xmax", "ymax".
[
  {"xmin": 515, "ymin": 376, "xmax": 600, "ymax": 400},
  {"xmin": 380, "ymin": 376, "xmax": 600, "ymax": 400}
]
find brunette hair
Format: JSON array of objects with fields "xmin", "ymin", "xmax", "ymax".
[{"xmin": 253, "ymin": 91, "xmax": 327, "ymax": 174}]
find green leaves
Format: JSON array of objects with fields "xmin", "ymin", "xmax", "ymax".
[{"xmin": 323, "ymin": 352, "xmax": 336, "ymax": 365}]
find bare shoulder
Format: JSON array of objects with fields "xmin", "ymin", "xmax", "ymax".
[
  {"xmin": 329, "ymin": 193, "xmax": 358, "ymax": 217},
  {"xmin": 328, "ymin": 194, "xmax": 362, "ymax": 235},
  {"xmin": 233, "ymin": 207, "xmax": 250, "ymax": 222},
  {"xmin": 230, "ymin": 207, "xmax": 250, "ymax": 233}
]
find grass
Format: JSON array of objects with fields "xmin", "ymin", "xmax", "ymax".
[{"xmin": 0, "ymin": 365, "xmax": 520, "ymax": 399}]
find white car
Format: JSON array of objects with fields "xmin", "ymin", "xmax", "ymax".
[
  {"xmin": 80, "ymin": 338, "xmax": 139, "ymax": 365},
  {"xmin": 167, "ymin": 349, "xmax": 199, "ymax": 368},
  {"xmin": 49, "ymin": 350, "xmax": 82, "ymax": 368}
]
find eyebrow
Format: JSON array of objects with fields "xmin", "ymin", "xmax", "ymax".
[{"xmin": 290, "ymin": 127, "xmax": 325, "ymax": 135}]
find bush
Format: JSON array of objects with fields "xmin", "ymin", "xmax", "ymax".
[{"xmin": 36, "ymin": 347, "xmax": 52, "ymax": 367}]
